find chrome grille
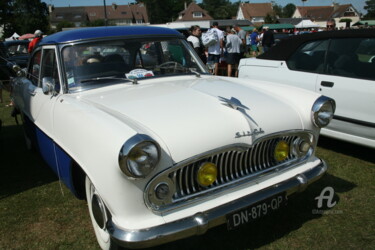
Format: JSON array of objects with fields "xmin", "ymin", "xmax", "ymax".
[
  {"xmin": 170, "ymin": 135, "xmax": 297, "ymax": 200},
  {"xmin": 145, "ymin": 132, "xmax": 314, "ymax": 211}
]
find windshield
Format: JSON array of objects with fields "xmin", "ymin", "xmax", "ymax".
[{"xmin": 62, "ymin": 37, "xmax": 208, "ymax": 92}]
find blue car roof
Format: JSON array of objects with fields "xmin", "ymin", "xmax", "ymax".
[{"xmin": 39, "ymin": 26, "xmax": 183, "ymax": 45}]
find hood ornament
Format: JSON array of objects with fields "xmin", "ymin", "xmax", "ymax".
[
  {"xmin": 219, "ymin": 96, "xmax": 259, "ymax": 127},
  {"xmin": 219, "ymin": 96, "xmax": 264, "ymax": 138}
]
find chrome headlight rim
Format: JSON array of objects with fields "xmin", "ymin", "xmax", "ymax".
[
  {"xmin": 311, "ymin": 95, "xmax": 336, "ymax": 128},
  {"xmin": 119, "ymin": 134, "xmax": 161, "ymax": 179}
]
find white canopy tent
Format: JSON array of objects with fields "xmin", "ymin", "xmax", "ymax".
[
  {"xmin": 5, "ymin": 32, "xmax": 20, "ymax": 41},
  {"xmin": 295, "ymin": 20, "xmax": 320, "ymax": 28}
]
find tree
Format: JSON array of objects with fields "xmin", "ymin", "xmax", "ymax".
[
  {"xmin": 0, "ymin": 0, "xmax": 49, "ymax": 38},
  {"xmin": 283, "ymin": 3, "xmax": 296, "ymax": 18},
  {"xmin": 272, "ymin": 4, "xmax": 283, "ymax": 18},
  {"xmin": 56, "ymin": 21, "xmax": 75, "ymax": 32},
  {"xmin": 264, "ymin": 13, "xmax": 277, "ymax": 24},
  {"xmin": 136, "ymin": 0, "xmax": 193, "ymax": 24},
  {"xmin": 0, "ymin": 0, "xmax": 15, "ymax": 38},
  {"xmin": 363, "ymin": 0, "xmax": 375, "ymax": 19},
  {"xmin": 84, "ymin": 19, "xmax": 106, "ymax": 27},
  {"xmin": 201, "ymin": 0, "xmax": 238, "ymax": 19}
]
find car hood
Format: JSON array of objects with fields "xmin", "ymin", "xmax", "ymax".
[{"xmin": 79, "ymin": 76, "xmax": 303, "ymax": 162}]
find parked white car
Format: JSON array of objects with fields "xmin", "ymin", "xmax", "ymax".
[
  {"xmin": 239, "ymin": 29, "xmax": 375, "ymax": 148},
  {"xmin": 11, "ymin": 26, "xmax": 335, "ymax": 249}
]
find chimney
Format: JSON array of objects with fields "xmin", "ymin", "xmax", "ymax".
[
  {"xmin": 184, "ymin": 2, "xmax": 187, "ymax": 10},
  {"xmin": 48, "ymin": 4, "xmax": 54, "ymax": 13},
  {"xmin": 332, "ymin": 0, "xmax": 339, "ymax": 11}
]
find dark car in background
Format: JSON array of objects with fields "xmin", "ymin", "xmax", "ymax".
[{"xmin": 0, "ymin": 40, "xmax": 30, "ymax": 83}]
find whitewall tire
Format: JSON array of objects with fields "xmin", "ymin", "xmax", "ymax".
[{"xmin": 85, "ymin": 176, "xmax": 118, "ymax": 250}]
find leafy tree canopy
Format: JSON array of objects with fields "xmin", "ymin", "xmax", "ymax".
[
  {"xmin": 364, "ymin": 0, "xmax": 375, "ymax": 19},
  {"xmin": 136, "ymin": 0, "xmax": 193, "ymax": 24},
  {"xmin": 0, "ymin": 0, "xmax": 49, "ymax": 39},
  {"xmin": 56, "ymin": 21, "xmax": 75, "ymax": 32},
  {"xmin": 200, "ymin": 0, "xmax": 239, "ymax": 19},
  {"xmin": 283, "ymin": 3, "xmax": 296, "ymax": 18}
]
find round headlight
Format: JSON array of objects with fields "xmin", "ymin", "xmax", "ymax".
[
  {"xmin": 292, "ymin": 136, "xmax": 313, "ymax": 158},
  {"xmin": 311, "ymin": 96, "xmax": 336, "ymax": 128},
  {"xmin": 197, "ymin": 162, "xmax": 218, "ymax": 187},
  {"xmin": 119, "ymin": 134, "xmax": 160, "ymax": 178},
  {"xmin": 274, "ymin": 140, "xmax": 290, "ymax": 162}
]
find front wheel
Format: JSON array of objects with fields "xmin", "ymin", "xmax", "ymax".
[{"xmin": 85, "ymin": 176, "xmax": 119, "ymax": 250}]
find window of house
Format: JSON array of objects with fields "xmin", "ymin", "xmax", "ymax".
[
  {"xmin": 193, "ymin": 12, "xmax": 202, "ymax": 18},
  {"xmin": 344, "ymin": 7, "xmax": 356, "ymax": 17}
]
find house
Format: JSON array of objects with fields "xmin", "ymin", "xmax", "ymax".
[
  {"xmin": 177, "ymin": 2, "xmax": 213, "ymax": 21},
  {"xmin": 236, "ymin": 3, "xmax": 273, "ymax": 24},
  {"xmin": 49, "ymin": 3, "xmax": 149, "ymax": 29},
  {"xmin": 292, "ymin": 3, "xmax": 361, "ymax": 28},
  {"xmin": 49, "ymin": 6, "xmax": 87, "ymax": 29},
  {"xmin": 85, "ymin": 3, "xmax": 149, "ymax": 25},
  {"xmin": 163, "ymin": 3, "xmax": 252, "ymax": 32}
]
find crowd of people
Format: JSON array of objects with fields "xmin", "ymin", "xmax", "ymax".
[
  {"xmin": 187, "ymin": 22, "xmax": 276, "ymax": 77},
  {"xmin": 186, "ymin": 18, "xmax": 368, "ymax": 77}
]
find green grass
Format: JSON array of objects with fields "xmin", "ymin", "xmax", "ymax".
[{"xmin": 1, "ymin": 94, "xmax": 374, "ymax": 249}]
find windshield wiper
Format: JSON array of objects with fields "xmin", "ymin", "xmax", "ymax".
[{"xmin": 189, "ymin": 69, "xmax": 201, "ymax": 78}]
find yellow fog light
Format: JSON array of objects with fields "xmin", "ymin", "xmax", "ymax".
[
  {"xmin": 197, "ymin": 162, "xmax": 217, "ymax": 187},
  {"xmin": 274, "ymin": 140, "xmax": 290, "ymax": 162}
]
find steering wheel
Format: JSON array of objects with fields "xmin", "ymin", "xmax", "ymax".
[{"xmin": 156, "ymin": 61, "xmax": 186, "ymax": 73}]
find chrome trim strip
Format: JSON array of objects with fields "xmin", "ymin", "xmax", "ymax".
[
  {"xmin": 333, "ymin": 115, "xmax": 375, "ymax": 128},
  {"xmin": 108, "ymin": 159, "xmax": 327, "ymax": 249}
]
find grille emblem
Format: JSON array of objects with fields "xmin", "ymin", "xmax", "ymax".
[{"xmin": 235, "ymin": 128, "xmax": 265, "ymax": 138}]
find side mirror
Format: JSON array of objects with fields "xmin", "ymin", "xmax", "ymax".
[
  {"xmin": 42, "ymin": 77, "xmax": 55, "ymax": 95},
  {"xmin": 12, "ymin": 64, "xmax": 26, "ymax": 77}
]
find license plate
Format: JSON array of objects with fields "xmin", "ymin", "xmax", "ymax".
[{"xmin": 227, "ymin": 193, "xmax": 286, "ymax": 230}]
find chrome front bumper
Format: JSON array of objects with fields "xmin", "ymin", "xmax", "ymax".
[{"xmin": 108, "ymin": 159, "xmax": 327, "ymax": 249}]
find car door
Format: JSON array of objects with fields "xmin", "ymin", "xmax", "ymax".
[
  {"xmin": 19, "ymin": 46, "xmax": 63, "ymax": 171},
  {"xmin": 316, "ymin": 37, "xmax": 375, "ymax": 144}
]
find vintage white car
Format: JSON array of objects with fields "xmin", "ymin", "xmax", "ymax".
[
  {"xmin": 238, "ymin": 29, "xmax": 375, "ymax": 148},
  {"xmin": 12, "ymin": 26, "xmax": 335, "ymax": 249}
]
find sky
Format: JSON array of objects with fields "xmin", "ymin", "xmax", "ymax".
[{"xmin": 42, "ymin": 0, "xmax": 367, "ymax": 15}]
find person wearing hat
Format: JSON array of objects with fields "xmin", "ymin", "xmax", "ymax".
[{"xmin": 28, "ymin": 30, "xmax": 43, "ymax": 53}]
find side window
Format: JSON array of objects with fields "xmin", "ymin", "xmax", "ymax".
[
  {"xmin": 40, "ymin": 49, "xmax": 60, "ymax": 92},
  {"xmin": 286, "ymin": 40, "xmax": 329, "ymax": 73},
  {"xmin": 28, "ymin": 50, "xmax": 42, "ymax": 86},
  {"xmin": 327, "ymin": 38, "xmax": 375, "ymax": 81}
]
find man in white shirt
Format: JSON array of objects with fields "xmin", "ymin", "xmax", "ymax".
[{"xmin": 207, "ymin": 22, "xmax": 224, "ymax": 75}]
